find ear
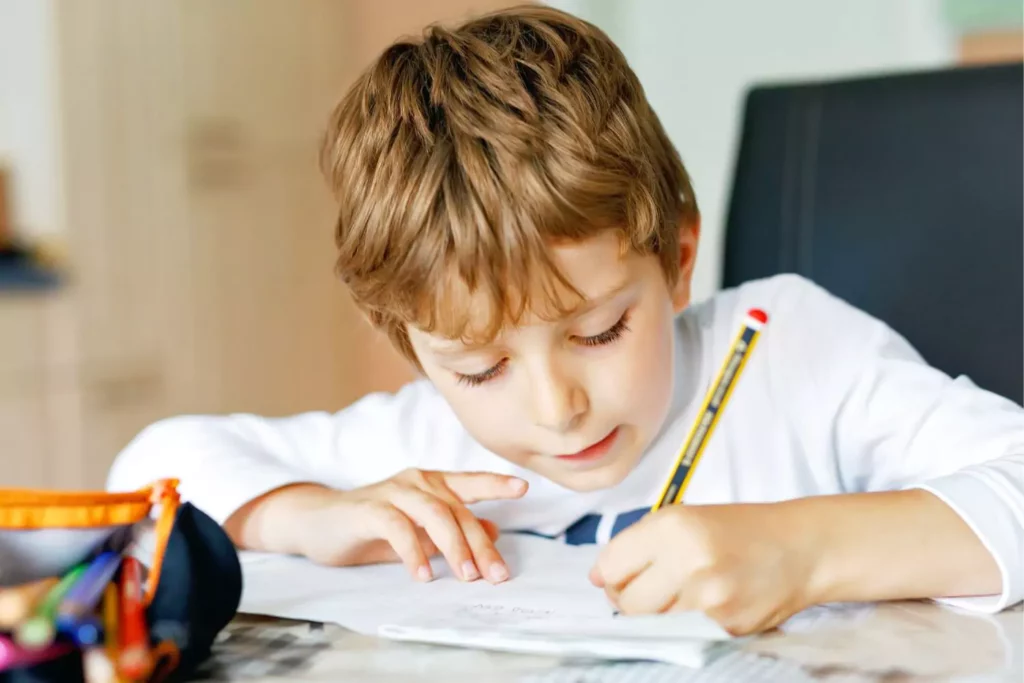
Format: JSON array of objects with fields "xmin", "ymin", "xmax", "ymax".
[{"xmin": 670, "ymin": 214, "xmax": 701, "ymax": 314}]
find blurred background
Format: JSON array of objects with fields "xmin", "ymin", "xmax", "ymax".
[{"xmin": 0, "ymin": 0, "xmax": 1021, "ymax": 490}]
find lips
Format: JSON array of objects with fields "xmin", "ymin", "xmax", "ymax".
[{"xmin": 556, "ymin": 427, "xmax": 620, "ymax": 462}]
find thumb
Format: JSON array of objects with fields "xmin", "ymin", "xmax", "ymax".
[{"xmin": 442, "ymin": 472, "xmax": 528, "ymax": 504}]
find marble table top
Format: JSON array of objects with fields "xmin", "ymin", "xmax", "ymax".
[{"xmin": 196, "ymin": 601, "xmax": 1023, "ymax": 682}]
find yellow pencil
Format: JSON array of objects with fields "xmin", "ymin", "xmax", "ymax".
[
  {"xmin": 651, "ymin": 308, "xmax": 768, "ymax": 511},
  {"xmin": 103, "ymin": 582, "xmax": 119, "ymax": 661}
]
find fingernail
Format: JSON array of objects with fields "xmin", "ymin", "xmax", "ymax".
[
  {"xmin": 509, "ymin": 479, "xmax": 527, "ymax": 493},
  {"xmin": 462, "ymin": 561, "xmax": 479, "ymax": 581},
  {"xmin": 489, "ymin": 563, "xmax": 509, "ymax": 583},
  {"xmin": 417, "ymin": 566, "xmax": 433, "ymax": 582}
]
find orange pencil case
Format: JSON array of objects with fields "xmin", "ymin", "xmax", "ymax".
[
  {"xmin": 0, "ymin": 480, "xmax": 243, "ymax": 682},
  {"xmin": 0, "ymin": 479, "xmax": 179, "ymax": 603}
]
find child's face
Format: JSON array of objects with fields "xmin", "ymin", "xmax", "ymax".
[{"xmin": 407, "ymin": 227, "xmax": 698, "ymax": 492}]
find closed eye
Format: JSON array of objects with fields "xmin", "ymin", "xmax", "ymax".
[
  {"xmin": 453, "ymin": 310, "xmax": 631, "ymax": 387},
  {"xmin": 455, "ymin": 358, "xmax": 508, "ymax": 387},
  {"xmin": 573, "ymin": 310, "xmax": 631, "ymax": 347}
]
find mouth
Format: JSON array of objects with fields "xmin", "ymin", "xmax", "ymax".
[{"xmin": 556, "ymin": 427, "xmax": 620, "ymax": 464}]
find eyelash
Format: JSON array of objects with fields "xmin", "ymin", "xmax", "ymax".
[
  {"xmin": 455, "ymin": 358, "xmax": 509, "ymax": 387},
  {"xmin": 574, "ymin": 310, "xmax": 632, "ymax": 347},
  {"xmin": 454, "ymin": 311, "xmax": 632, "ymax": 387}
]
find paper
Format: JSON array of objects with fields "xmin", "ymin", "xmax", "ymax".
[{"xmin": 239, "ymin": 533, "xmax": 734, "ymax": 667}]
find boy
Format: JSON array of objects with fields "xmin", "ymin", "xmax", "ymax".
[{"xmin": 108, "ymin": 6, "xmax": 1023, "ymax": 635}]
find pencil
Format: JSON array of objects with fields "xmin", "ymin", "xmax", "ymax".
[
  {"xmin": 15, "ymin": 564, "xmax": 88, "ymax": 649},
  {"xmin": 117, "ymin": 557, "xmax": 152, "ymax": 681},
  {"xmin": 56, "ymin": 551, "xmax": 122, "ymax": 646},
  {"xmin": 57, "ymin": 552, "xmax": 122, "ymax": 621},
  {"xmin": 0, "ymin": 633, "xmax": 74, "ymax": 671},
  {"xmin": 103, "ymin": 582, "xmax": 119, "ymax": 660},
  {"xmin": 0, "ymin": 578, "xmax": 59, "ymax": 630},
  {"xmin": 651, "ymin": 308, "xmax": 768, "ymax": 511},
  {"xmin": 100, "ymin": 583, "xmax": 123, "ymax": 683}
]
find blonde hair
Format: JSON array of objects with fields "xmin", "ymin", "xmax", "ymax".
[{"xmin": 320, "ymin": 5, "xmax": 698, "ymax": 365}]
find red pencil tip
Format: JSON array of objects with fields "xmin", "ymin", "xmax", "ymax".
[{"xmin": 748, "ymin": 308, "xmax": 768, "ymax": 324}]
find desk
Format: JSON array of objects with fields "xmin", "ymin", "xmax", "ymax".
[{"xmin": 196, "ymin": 601, "xmax": 1022, "ymax": 682}]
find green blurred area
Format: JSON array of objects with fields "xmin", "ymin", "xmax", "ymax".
[{"xmin": 942, "ymin": 0, "xmax": 1023, "ymax": 32}]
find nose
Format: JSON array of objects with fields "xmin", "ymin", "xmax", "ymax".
[{"xmin": 528, "ymin": 357, "xmax": 588, "ymax": 433}]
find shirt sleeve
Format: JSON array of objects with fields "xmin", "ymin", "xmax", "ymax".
[
  {"xmin": 774, "ymin": 276, "xmax": 1024, "ymax": 613},
  {"xmin": 106, "ymin": 379, "xmax": 496, "ymax": 526}
]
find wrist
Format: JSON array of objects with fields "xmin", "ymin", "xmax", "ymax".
[
  {"xmin": 781, "ymin": 493, "xmax": 874, "ymax": 608},
  {"xmin": 277, "ymin": 484, "xmax": 344, "ymax": 558},
  {"xmin": 798, "ymin": 508, "xmax": 843, "ymax": 608},
  {"xmin": 226, "ymin": 483, "xmax": 334, "ymax": 556},
  {"xmin": 770, "ymin": 498, "xmax": 835, "ymax": 609}
]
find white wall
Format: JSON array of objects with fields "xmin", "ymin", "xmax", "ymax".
[
  {"xmin": 549, "ymin": 0, "xmax": 955, "ymax": 300},
  {"xmin": 0, "ymin": 0, "xmax": 64, "ymax": 240}
]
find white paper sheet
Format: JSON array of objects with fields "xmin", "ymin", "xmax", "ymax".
[{"xmin": 238, "ymin": 533, "xmax": 734, "ymax": 667}]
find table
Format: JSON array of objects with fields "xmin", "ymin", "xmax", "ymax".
[{"xmin": 194, "ymin": 601, "xmax": 1022, "ymax": 682}]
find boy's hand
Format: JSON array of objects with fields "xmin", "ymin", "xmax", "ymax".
[
  {"xmin": 588, "ymin": 503, "xmax": 816, "ymax": 635},
  {"xmin": 293, "ymin": 469, "xmax": 528, "ymax": 584}
]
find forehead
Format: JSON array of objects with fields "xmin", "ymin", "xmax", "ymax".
[{"xmin": 413, "ymin": 232, "xmax": 635, "ymax": 346}]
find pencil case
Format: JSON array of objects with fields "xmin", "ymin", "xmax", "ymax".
[{"xmin": 0, "ymin": 480, "xmax": 242, "ymax": 683}]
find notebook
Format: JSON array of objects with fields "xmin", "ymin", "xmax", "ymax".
[{"xmin": 238, "ymin": 533, "xmax": 736, "ymax": 667}]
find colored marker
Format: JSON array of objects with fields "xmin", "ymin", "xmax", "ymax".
[
  {"xmin": 79, "ymin": 584, "xmax": 123, "ymax": 683},
  {"xmin": 0, "ymin": 578, "xmax": 59, "ymax": 630},
  {"xmin": 103, "ymin": 582, "xmax": 119, "ymax": 661},
  {"xmin": 16, "ymin": 564, "xmax": 88, "ymax": 649},
  {"xmin": 118, "ymin": 557, "xmax": 152, "ymax": 681},
  {"xmin": 651, "ymin": 308, "xmax": 768, "ymax": 510},
  {"xmin": 58, "ymin": 552, "xmax": 122, "ymax": 619},
  {"xmin": 66, "ymin": 615, "xmax": 103, "ymax": 648},
  {"xmin": 0, "ymin": 634, "xmax": 74, "ymax": 672},
  {"xmin": 56, "ymin": 551, "xmax": 122, "ymax": 644}
]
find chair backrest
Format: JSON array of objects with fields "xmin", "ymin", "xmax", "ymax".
[{"xmin": 722, "ymin": 63, "xmax": 1024, "ymax": 404}]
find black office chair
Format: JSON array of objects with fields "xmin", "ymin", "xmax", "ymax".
[{"xmin": 722, "ymin": 63, "xmax": 1024, "ymax": 404}]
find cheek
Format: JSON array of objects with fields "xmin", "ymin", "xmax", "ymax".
[
  {"xmin": 425, "ymin": 375, "xmax": 526, "ymax": 456},
  {"xmin": 592, "ymin": 304, "xmax": 676, "ymax": 422}
]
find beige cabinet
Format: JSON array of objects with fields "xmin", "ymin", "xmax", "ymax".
[
  {"xmin": 46, "ymin": 0, "xmax": 366, "ymax": 487},
  {"xmin": 175, "ymin": 0, "xmax": 359, "ymax": 416},
  {"xmin": 0, "ymin": 297, "xmax": 50, "ymax": 489}
]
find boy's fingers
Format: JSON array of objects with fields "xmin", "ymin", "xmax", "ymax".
[
  {"xmin": 446, "ymin": 504, "xmax": 510, "ymax": 584},
  {"xmin": 372, "ymin": 507, "xmax": 434, "ymax": 582},
  {"xmin": 479, "ymin": 518, "xmax": 501, "ymax": 541},
  {"xmin": 414, "ymin": 527, "xmax": 441, "ymax": 558},
  {"xmin": 442, "ymin": 473, "xmax": 528, "ymax": 504},
  {"xmin": 591, "ymin": 530, "xmax": 653, "ymax": 591},
  {"xmin": 431, "ymin": 481, "xmax": 509, "ymax": 584},
  {"xmin": 391, "ymin": 490, "xmax": 479, "ymax": 581},
  {"xmin": 612, "ymin": 565, "xmax": 677, "ymax": 616}
]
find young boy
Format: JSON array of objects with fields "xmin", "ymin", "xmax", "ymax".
[{"xmin": 108, "ymin": 6, "xmax": 1023, "ymax": 635}]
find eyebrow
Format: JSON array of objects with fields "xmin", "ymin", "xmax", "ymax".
[
  {"xmin": 429, "ymin": 341, "xmax": 492, "ymax": 357},
  {"xmin": 565, "ymin": 279, "xmax": 632, "ymax": 319},
  {"xmin": 426, "ymin": 279, "xmax": 633, "ymax": 357}
]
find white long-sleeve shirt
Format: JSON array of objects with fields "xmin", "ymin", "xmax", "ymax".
[{"xmin": 108, "ymin": 274, "xmax": 1024, "ymax": 612}]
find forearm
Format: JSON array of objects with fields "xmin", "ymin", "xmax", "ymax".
[
  {"xmin": 790, "ymin": 489, "xmax": 1002, "ymax": 605},
  {"xmin": 109, "ymin": 414, "xmax": 343, "ymax": 529},
  {"xmin": 224, "ymin": 483, "xmax": 332, "ymax": 555}
]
